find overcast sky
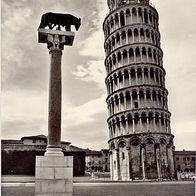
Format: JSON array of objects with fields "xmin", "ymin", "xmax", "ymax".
[{"xmin": 2, "ymin": 0, "xmax": 196, "ymax": 150}]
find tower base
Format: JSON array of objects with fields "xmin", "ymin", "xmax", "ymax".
[
  {"xmin": 35, "ymin": 156, "xmax": 73, "ymax": 196},
  {"xmin": 109, "ymin": 133, "xmax": 175, "ymax": 181}
]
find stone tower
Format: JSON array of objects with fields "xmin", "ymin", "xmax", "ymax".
[{"xmin": 103, "ymin": 0, "xmax": 175, "ymax": 180}]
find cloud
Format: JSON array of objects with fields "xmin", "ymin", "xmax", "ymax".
[
  {"xmin": 72, "ymin": 60, "xmax": 106, "ymax": 89},
  {"xmin": 172, "ymin": 120, "xmax": 196, "ymax": 150},
  {"xmin": 63, "ymin": 93, "xmax": 107, "ymax": 127},
  {"xmin": 1, "ymin": 89, "xmax": 108, "ymax": 147},
  {"xmin": 62, "ymin": 112, "xmax": 109, "ymax": 150},
  {"xmin": 2, "ymin": 120, "xmax": 47, "ymax": 139},
  {"xmin": 78, "ymin": 30, "xmax": 105, "ymax": 58},
  {"xmin": 1, "ymin": 90, "xmax": 48, "ymax": 139},
  {"xmin": 77, "ymin": 0, "xmax": 107, "ymax": 58},
  {"xmin": 1, "ymin": 0, "xmax": 48, "ymax": 91}
]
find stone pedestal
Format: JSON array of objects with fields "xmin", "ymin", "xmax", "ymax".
[{"xmin": 35, "ymin": 156, "xmax": 73, "ymax": 196}]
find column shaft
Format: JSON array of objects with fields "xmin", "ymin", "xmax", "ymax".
[
  {"xmin": 141, "ymin": 147, "xmax": 146, "ymax": 180},
  {"xmin": 48, "ymin": 49, "xmax": 62, "ymax": 149}
]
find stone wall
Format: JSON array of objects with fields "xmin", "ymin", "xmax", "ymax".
[{"xmin": 2, "ymin": 150, "xmax": 85, "ymax": 176}]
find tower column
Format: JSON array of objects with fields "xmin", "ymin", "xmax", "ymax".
[
  {"xmin": 132, "ymin": 118, "xmax": 135, "ymax": 132},
  {"xmin": 130, "ymin": 12, "xmax": 133, "ymax": 24},
  {"xmin": 122, "ymin": 73, "xmax": 125, "ymax": 87},
  {"xmin": 141, "ymin": 144, "xmax": 146, "ymax": 180},
  {"xmin": 119, "ymin": 120, "xmax": 123, "ymax": 135},
  {"xmin": 135, "ymin": 70, "xmax": 138, "ymax": 84},
  {"xmin": 142, "ymin": 11, "xmax": 145, "ymax": 23},
  {"xmin": 137, "ymin": 91, "xmax": 140, "ymax": 107},
  {"xmin": 139, "ymin": 115, "xmax": 142, "ymax": 132},
  {"xmin": 153, "ymin": 115, "xmax": 156, "ymax": 132},
  {"xmin": 142, "ymin": 70, "xmax": 145, "ymax": 84},
  {"xmin": 128, "ymin": 71, "xmax": 132, "ymax": 85},
  {"xmin": 126, "ymin": 147, "xmax": 131, "ymax": 179},
  {"xmin": 130, "ymin": 93, "xmax": 133, "ymax": 109},
  {"xmin": 124, "ymin": 94, "xmax": 127, "ymax": 109},
  {"xmin": 144, "ymin": 91, "xmax": 147, "ymax": 106},
  {"xmin": 116, "ymin": 148, "xmax": 121, "ymax": 180},
  {"xmin": 117, "ymin": 76, "xmax": 120, "ymax": 89},
  {"xmin": 125, "ymin": 117, "xmax": 129, "ymax": 134},
  {"xmin": 110, "ymin": 150, "xmax": 114, "ymax": 180},
  {"xmin": 146, "ymin": 115, "xmax": 150, "ymax": 131},
  {"xmin": 118, "ymin": 97, "xmax": 121, "ymax": 112},
  {"xmin": 155, "ymin": 143, "xmax": 161, "ymax": 180},
  {"xmin": 159, "ymin": 117, "xmax": 162, "ymax": 132}
]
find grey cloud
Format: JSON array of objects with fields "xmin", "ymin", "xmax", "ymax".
[
  {"xmin": 2, "ymin": 120, "xmax": 47, "ymax": 139},
  {"xmin": 2, "ymin": 47, "xmax": 49, "ymax": 91},
  {"xmin": 62, "ymin": 112, "xmax": 108, "ymax": 150}
]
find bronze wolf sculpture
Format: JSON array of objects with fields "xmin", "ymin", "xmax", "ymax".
[{"xmin": 39, "ymin": 12, "xmax": 81, "ymax": 31}]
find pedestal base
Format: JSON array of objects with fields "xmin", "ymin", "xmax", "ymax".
[
  {"xmin": 35, "ymin": 156, "xmax": 73, "ymax": 196},
  {"xmin": 45, "ymin": 147, "xmax": 64, "ymax": 156}
]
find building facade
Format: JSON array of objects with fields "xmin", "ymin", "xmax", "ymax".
[
  {"xmin": 174, "ymin": 150, "xmax": 196, "ymax": 173},
  {"xmin": 103, "ymin": 0, "xmax": 175, "ymax": 180},
  {"xmin": 2, "ymin": 135, "xmax": 85, "ymax": 176},
  {"xmin": 85, "ymin": 149, "xmax": 110, "ymax": 172}
]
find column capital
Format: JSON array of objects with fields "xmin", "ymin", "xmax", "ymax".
[
  {"xmin": 38, "ymin": 28, "xmax": 75, "ymax": 50},
  {"xmin": 166, "ymin": 144, "xmax": 171, "ymax": 148},
  {"xmin": 126, "ymin": 147, "xmax": 131, "ymax": 151},
  {"xmin": 155, "ymin": 143, "xmax": 160, "ymax": 149},
  {"xmin": 140, "ymin": 143, "xmax": 146, "ymax": 148},
  {"xmin": 47, "ymin": 34, "xmax": 65, "ymax": 51}
]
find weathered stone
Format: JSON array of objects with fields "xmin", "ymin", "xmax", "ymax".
[{"xmin": 35, "ymin": 156, "xmax": 73, "ymax": 195}]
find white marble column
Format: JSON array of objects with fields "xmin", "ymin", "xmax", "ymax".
[
  {"xmin": 141, "ymin": 145, "xmax": 146, "ymax": 180},
  {"xmin": 132, "ymin": 118, "xmax": 135, "ymax": 132},
  {"xmin": 155, "ymin": 144, "xmax": 161, "ymax": 180},
  {"xmin": 126, "ymin": 118, "xmax": 129, "ymax": 134}
]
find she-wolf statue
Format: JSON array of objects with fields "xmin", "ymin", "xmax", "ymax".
[{"xmin": 38, "ymin": 12, "xmax": 81, "ymax": 31}]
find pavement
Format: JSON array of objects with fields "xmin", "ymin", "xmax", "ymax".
[
  {"xmin": 2, "ymin": 181, "xmax": 195, "ymax": 196},
  {"xmin": 2, "ymin": 175, "xmax": 195, "ymax": 184},
  {"xmin": 1, "ymin": 175, "xmax": 195, "ymax": 196}
]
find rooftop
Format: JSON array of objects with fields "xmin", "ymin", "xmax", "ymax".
[
  {"xmin": 175, "ymin": 150, "xmax": 196, "ymax": 155},
  {"xmin": 21, "ymin": 134, "xmax": 47, "ymax": 141},
  {"xmin": 85, "ymin": 149, "xmax": 102, "ymax": 155}
]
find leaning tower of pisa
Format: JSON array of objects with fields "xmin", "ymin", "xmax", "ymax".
[{"xmin": 103, "ymin": 0, "xmax": 175, "ymax": 180}]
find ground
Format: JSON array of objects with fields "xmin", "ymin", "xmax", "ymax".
[{"xmin": 1, "ymin": 181, "xmax": 195, "ymax": 196}]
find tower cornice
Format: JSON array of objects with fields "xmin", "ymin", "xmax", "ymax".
[
  {"xmin": 105, "ymin": 62, "xmax": 166, "ymax": 81},
  {"xmin": 106, "ymin": 84, "xmax": 168, "ymax": 101},
  {"xmin": 107, "ymin": 108, "xmax": 171, "ymax": 122}
]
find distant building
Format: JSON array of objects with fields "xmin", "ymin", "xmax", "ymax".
[
  {"xmin": 2, "ymin": 135, "xmax": 85, "ymax": 176},
  {"xmin": 101, "ymin": 149, "xmax": 110, "ymax": 172},
  {"xmin": 21, "ymin": 135, "xmax": 47, "ymax": 146},
  {"xmin": 174, "ymin": 150, "xmax": 196, "ymax": 172},
  {"xmin": 85, "ymin": 149, "xmax": 110, "ymax": 172}
]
